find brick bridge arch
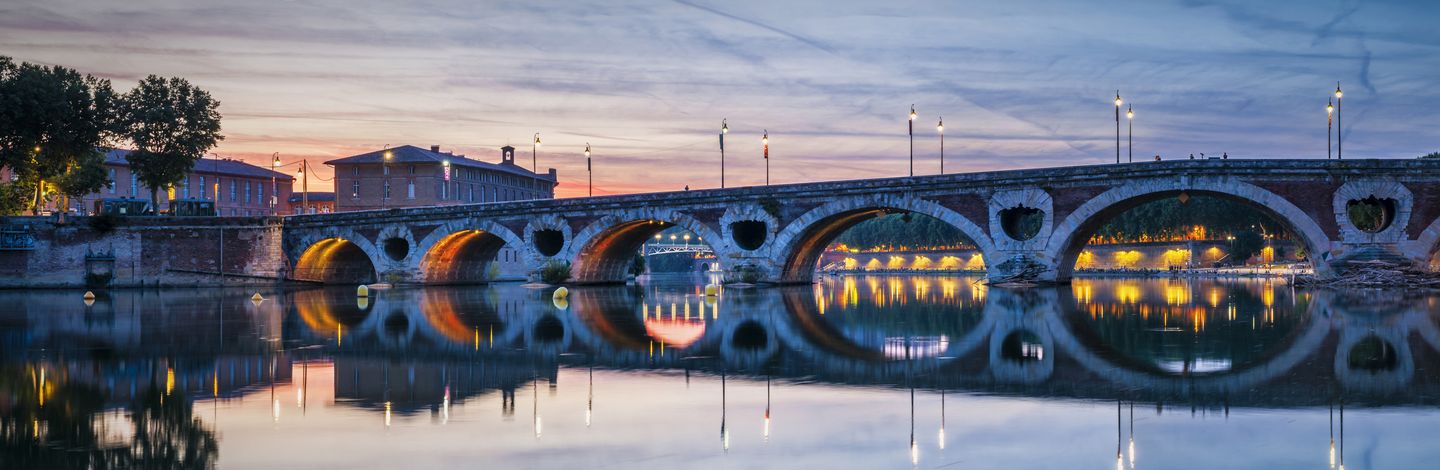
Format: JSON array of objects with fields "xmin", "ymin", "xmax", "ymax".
[
  {"xmin": 770, "ymin": 194, "xmax": 996, "ymax": 283},
  {"xmin": 288, "ymin": 228, "xmax": 383, "ymax": 284},
  {"xmin": 1042, "ymin": 177, "xmax": 1336, "ymax": 282},
  {"xmin": 568, "ymin": 208, "xmax": 727, "ymax": 284},
  {"xmin": 410, "ymin": 219, "xmax": 526, "ymax": 284}
]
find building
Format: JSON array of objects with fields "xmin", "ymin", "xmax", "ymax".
[
  {"xmin": 17, "ymin": 149, "xmax": 294, "ymax": 216},
  {"xmin": 325, "ymin": 145, "xmax": 557, "ymax": 212},
  {"xmin": 288, "ymin": 192, "xmax": 336, "ymax": 215}
]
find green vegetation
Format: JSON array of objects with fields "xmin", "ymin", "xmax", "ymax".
[
  {"xmin": 119, "ymin": 76, "xmax": 224, "ymax": 210},
  {"xmin": 539, "ymin": 259, "xmax": 572, "ymax": 284},
  {"xmin": 0, "ymin": 56, "xmax": 223, "ymax": 215},
  {"xmin": 1421, "ymin": 151, "xmax": 1440, "ymax": 159},
  {"xmin": 834, "ymin": 212, "xmax": 971, "ymax": 250}
]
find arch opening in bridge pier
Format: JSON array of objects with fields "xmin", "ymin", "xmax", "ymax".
[
  {"xmin": 1048, "ymin": 187, "xmax": 1332, "ymax": 282},
  {"xmin": 292, "ymin": 238, "xmax": 378, "ymax": 284},
  {"xmin": 571, "ymin": 216, "xmax": 723, "ymax": 284},
  {"xmin": 774, "ymin": 200, "xmax": 991, "ymax": 284},
  {"xmin": 420, "ymin": 229, "xmax": 511, "ymax": 284}
]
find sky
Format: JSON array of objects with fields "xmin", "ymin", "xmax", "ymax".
[{"xmin": 2, "ymin": 0, "xmax": 1437, "ymax": 197}]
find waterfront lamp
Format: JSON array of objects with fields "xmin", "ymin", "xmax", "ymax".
[
  {"xmin": 1334, "ymin": 83, "xmax": 1343, "ymax": 159},
  {"xmin": 720, "ymin": 119, "xmax": 728, "ymax": 189},
  {"xmin": 1113, "ymin": 92, "xmax": 1123, "ymax": 164},
  {"xmin": 937, "ymin": 117, "xmax": 945, "ymax": 174},
  {"xmin": 1126, "ymin": 106, "xmax": 1134, "ymax": 163}
]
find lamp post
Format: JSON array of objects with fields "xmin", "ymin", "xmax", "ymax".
[
  {"xmin": 720, "ymin": 119, "xmax": 728, "ymax": 189},
  {"xmin": 1126, "ymin": 105, "xmax": 1134, "ymax": 163},
  {"xmin": 270, "ymin": 153, "xmax": 280, "ymax": 215},
  {"xmin": 532, "ymin": 133, "xmax": 541, "ymax": 173},
  {"xmin": 1327, "ymin": 100, "xmax": 1334, "ymax": 159},
  {"xmin": 584, "ymin": 143, "xmax": 593, "ymax": 197},
  {"xmin": 1334, "ymin": 83, "xmax": 1343, "ymax": 160},
  {"xmin": 382, "ymin": 148, "xmax": 393, "ymax": 210},
  {"xmin": 937, "ymin": 117, "xmax": 945, "ymax": 174},
  {"xmin": 1113, "ymin": 92, "xmax": 1123, "ymax": 164},
  {"xmin": 296, "ymin": 160, "xmax": 309, "ymax": 214},
  {"xmin": 442, "ymin": 159, "xmax": 451, "ymax": 201},
  {"xmin": 908, "ymin": 105, "xmax": 916, "ymax": 177},
  {"xmin": 762, "ymin": 130, "xmax": 770, "ymax": 186}
]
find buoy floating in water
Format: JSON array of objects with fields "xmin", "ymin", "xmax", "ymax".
[
  {"xmin": 552, "ymin": 286, "xmax": 569, "ymax": 300},
  {"xmin": 704, "ymin": 284, "xmax": 720, "ymax": 296},
  {"xmin": 357, "ymin": 285, "xmax": 370, "ymax": 297},
  {"xmin": 83, "ymin": 291, "xmax": 96, "ymax": 300},
  {"xmin": 251, "ymin": 293, "xmax": 264, "ymax": 302}
]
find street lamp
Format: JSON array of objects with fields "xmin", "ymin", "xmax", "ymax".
[
  {"xmin": 908, "ymin": 105, "xmax": 917, "ymax": 177},
  {"xmin": 296, "ymin": 160, "xmax": 309, "ymax": 214},
  {"xmin": 1126, "ymin": 105, "xmax": 1134, "ymax": 163},
  {"xmin": 720, "ymin": 119, "xmax": 728, "ymax": 189},
  {"xmin": 1113, "ymin": 92, "xmax": 1123, "ymax": 164},
  {"xmin": 762, "ymin": 130, "xmax": 770, "ymax": 186},
  {"xmin": 1327, "ymin": 100, "xmax": 1335, "ymax": 159},
  {"xmin": 937, "ymin": 117, "xmax": 945, "ymax": 174},
  {"xmin": 584, "ymin": 143, "xmax": 593, "ymax": 197},
  {"xmin": 533, "ymin": 133, "xmax": 541, "ymax": 173},
  {"xmin": 1334, "ymin": 83, "xmax": 1343, "ymax": 160},
  {"xmin": 270, "ymin": 153, "xmax": 281, "ymax": 215},
  {"xmin": 684, "ymin": 233, "xmax": 691, "ymax": 248},
  {"xmin": 382, "ymin": 148, "xmax": 393, "ymax": 209}
]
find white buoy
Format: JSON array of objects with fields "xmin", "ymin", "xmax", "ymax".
[
  {"xmin": 357, "ymin": 285, "xmax": 370, "ymax": 297},
  {"xmin": 704, "ymin": 284, "xmax": 720, "ymax": 296},
  {"xmin": 552, "ymin": 286, "xmax": 569, "ymax": 300}
]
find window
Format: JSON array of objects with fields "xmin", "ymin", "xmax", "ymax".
[
  {"xmin": 229, "ymin": 180, "xmax": 237, "ymax": 202},
  {"xmin": 245, "ymin": 182, "xmax": 252, "ymax": 203},
  {"xmin": 260, "ymin": 184, "xmax": 267, "ymax": 208},
  {"xmin": 107, "ymin": 168, "xmax": 116, "ymax": 193},
  {"xmin": 409, "ymin": 165, "xmax": 415, "ymax": 175},
  {"xmin": 199, "ymin": 176, "xmax": 207, "ymax": 199},
  {"xmin": 383, "ymin": 166, "xmax": 389, "ymax": 176},
  {"xmin": 407, "ymin": 180, "xmax": 415, "ymax": 199},
  {"xmin": 383, "ymin": 180, "xmax": 391, "ymax": 200},
  {"xmin": 182, "ymin": 177, "xmax": 190, "ymax": 199},
  {"xmin": 351, "ymin": 167, "xmax": 358, "ymax": 176},
  {"xmin": 351, "ymin": 180, "xmax": 360, "ymax": 198},
  {"xmin": 130, "ymin": 172, "xmax": 138, "ymax": 196}
]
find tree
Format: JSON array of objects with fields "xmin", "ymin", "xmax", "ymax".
[
  {"xmin": 1230, "ymin": 230, "xmax": 1265, "ymax": 264},
  {"xmin": 0, "ymin": 56, "xmax": 118, "ymax": 214},
  {"xmin": 119, "ymin": 75, "xmax": 223, "ymax": 210},
  {"xmin": 1421, "ymin": 151, "xmax": 1440, "ymax": 159}
]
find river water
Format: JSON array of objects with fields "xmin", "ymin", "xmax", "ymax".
[{"xmin": 2, "ymin": 275, "xmax": 1437, "ymax": 469}]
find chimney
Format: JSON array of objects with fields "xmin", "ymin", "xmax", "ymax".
[{"xmin": 431, "ymin": 145, "xmax": 440, "ymax": 153}]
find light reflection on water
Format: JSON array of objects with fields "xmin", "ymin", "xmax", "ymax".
[{"xmin": 3, "ymin": 275, "xmax": 1440, "ymax": 469}]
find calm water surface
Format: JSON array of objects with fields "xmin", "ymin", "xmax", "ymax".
[{"xmin": 3, "ymin": 275, "xmax": 1439, "ymax": 469}]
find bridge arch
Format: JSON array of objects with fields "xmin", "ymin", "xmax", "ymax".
[
  {"xmin": 568, "ymin": 209, "xmax": 726, "ymax": 284},
  {"xmin": 290, "ymin": 232, "xmax": 381, "ymax": 284},
  {"xmin": 413, "ymin": 220, "xmax": 526, "ymax": 284},
  {"xmin": 771, "ymin": 194, "xmax": 995, "ymax": 284},
  {"xmin": 1410, "ymin": 214, "xmax": 1440, "ymax": 270},
  {"xmin": 1043, "ymin": 178, "xmax": 1335, "ymax": 281}
]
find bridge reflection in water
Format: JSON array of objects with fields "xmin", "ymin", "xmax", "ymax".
[{"xmin": 3, "ymin": 276, "xmax": 1439, "ymax": 468}]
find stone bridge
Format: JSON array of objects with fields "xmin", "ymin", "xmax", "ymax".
[{"xmin": 280, "ymin": 159, "xmax": 1440, "ymax": 285}]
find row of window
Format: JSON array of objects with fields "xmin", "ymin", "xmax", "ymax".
[
  {"xmin": 350, "ymin": 165, "xmax": 547, "ymax": 189},
  {"xmin": 344, "ymin": 179, "xmax": 544, "ymax": 202},
  {"xmin": 106, "ymin": 170, "xmax": 277, "ymax": 206}
]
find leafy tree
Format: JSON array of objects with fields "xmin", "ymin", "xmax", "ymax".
[
  {"xmin": 1230, "ymin": 230, "xmax": 1265, "ymax": 264},
  {"xmin": 1421, "ymin": 151, "xmax": 1440, "ymax": 159},
  {"xmin": 119, "ymin": 75, "xmax": 223, "ymax": 209},
  {"xmin": 0, "ymin": 181, "xmax": 32, "ymax": 215},
  {"xmin": 0, "ymin": 56, "xmax": 118, "ymax": 214},
  {"xmin": 629, "ymin": 254, "xmax": 647, "ymax": 276}
]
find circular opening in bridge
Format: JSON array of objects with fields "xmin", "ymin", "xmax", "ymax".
[
  {"xmin": 382, "ymin": 237, "xmax": 409, "ymax": 261},
  {"xmin": 1063, "ymin": 192, "xmax": 1308, "ymax": 279},
  {"xmin": 732, "ymin": 321, "xmax": 768, "ymax": 350},
  {"xmin": 533, "ymin": 229, "xmax": 565, "ymax": 257},
  {"xmin": 1348, "ymin": 336, "xmax": 1398, "ymax": 372},
  {"xmin": 534, "ymin": 315, "xmax": 566, "ymax": 343},
  {"xmin": 999, "ymin": 206, "xmax": 1044, "ymax": 241},
  {"xmin": 1346, "ymin": 196, "xmax": 1397, "ymax": 233},
  {"xmin": 730, "ymin": 220, "xmax": 768, "ymax": 251},
  {"xmin": 1000, "ymin": 331, "xmax": 1044, "ymax": 363}
]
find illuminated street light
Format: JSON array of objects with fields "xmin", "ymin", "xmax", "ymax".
[
  {"xmin": 720, "ymin": 119, "xmax": 728, "ymax": 188},
  {"xmin": 937, "ymin": 117, "xmax": 945, "ymax": 174},
  {"xmin": 270, "ymin": 153, "xmax": 281, "ymax": 215},
  {"xmin": 533, "ymin": 133, "xmax": 541, "ymax": 173},
  {"xmin": 1334, "ymin": 83, "xmax": 1343, "ymax": 160},
  {"xmin": 1114, "ymin": 91, "xmax": 1123, "ymax": 164},
  {"xmin": 762, "ymin": 130, "xmax": 770, "ymax": 186},
  {"xmin": 1126, "ymin": 105, "xmax": 1134, "ymax": 163},
  {"xmin": 382, "ymin": 147, "xmax": 393, "ymax": 210},
  {"xmin": 584, "ymin": 143, "xmax": 593, "ymax": 197},
  {"xmin": 908, "ymin": 105, "xmax": 917, "ymax": 177},
  {"xmin": 1327, "ymin": 100, "xmax": 1335, "ymax": 160}
]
